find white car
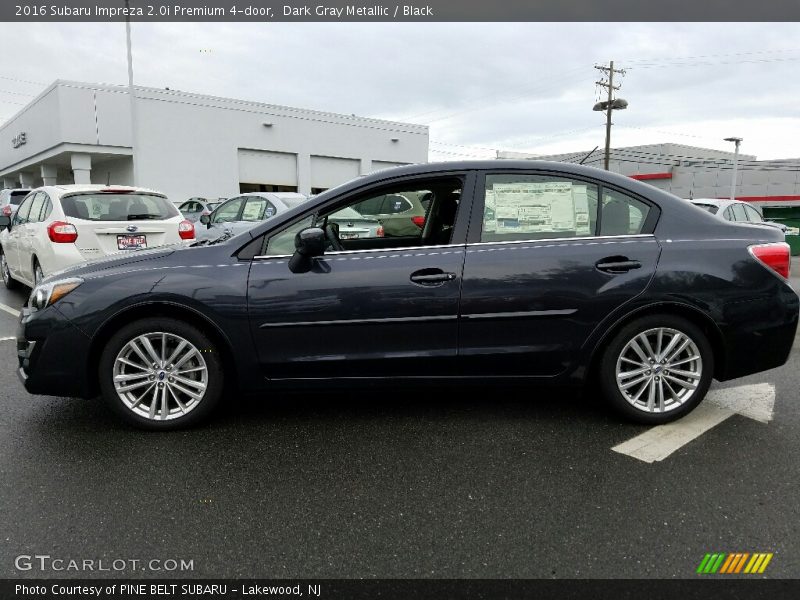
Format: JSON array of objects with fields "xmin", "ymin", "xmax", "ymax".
[
  {"xmin": 689, "ymin": 198, "xmax": 788, "ymax": 234},
  {"xmin": 0, "ymin": 185, "xmax": 194, "ymax": 289}
]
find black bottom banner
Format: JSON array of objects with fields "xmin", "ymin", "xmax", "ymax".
[{"xmin": 3, "ymin": 579, "xmax": 800, "ymax": 600}]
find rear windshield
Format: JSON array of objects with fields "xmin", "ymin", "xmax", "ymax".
[
  {"xmin": 279, "ymin": 196, "xmax": 308, "ymax": 209},
  {"xmin": 10, "ymin": 191, "xmax": 28, "ymax": 205},
  {"xmin": 62, "ymin": 193, "xmax": 179, "ymax": 221},
  {"xmin": 693, "ymin": 203, "xmax": 719, "ymax": 215}
]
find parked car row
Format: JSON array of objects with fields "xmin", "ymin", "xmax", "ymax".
[
  {"xmin": 10, "ymin": 161, "xmax": 798, "ymax": 431},
  {"xmin": 0, "ymin": 185, "xmax": 194, "ymax": 288}
]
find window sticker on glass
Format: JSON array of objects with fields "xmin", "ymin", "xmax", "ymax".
[{"xmin": 491, "ymin": 182, "xmax": 592, "ymax": 236}]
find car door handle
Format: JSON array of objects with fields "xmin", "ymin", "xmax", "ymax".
[
  {"xmin": 410, "ymin": 269, "xmax": 456, "ymax": 285},
  {"xmin": 595, "ymin": 258, "xmax": 642, "ymax": 273}
]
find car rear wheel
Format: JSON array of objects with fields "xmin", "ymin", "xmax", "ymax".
[
  {"xmin": 1, "ymin": 250, "xmax": 18, "ymax": 290},
  {"xmin": 98, "ymin": 318, "xmax": 225, "ymax": 430},
  {"xmin": 599, "ymin": 314, "xmax": 714, "ymax": 424}
]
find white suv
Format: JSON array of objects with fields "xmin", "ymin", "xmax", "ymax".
[{"xmin": 0, "ymin": 185, "xmax": 194, "ymax": 289}]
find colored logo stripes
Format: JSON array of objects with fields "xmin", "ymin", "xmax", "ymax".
[{"xmin": 697, "ymin": 552, "xmax": 773, "ymax": 574}]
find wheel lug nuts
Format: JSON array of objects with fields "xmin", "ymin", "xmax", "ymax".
[
  {"xmin": 646, "ymin": 370, "xmax": 651, "ymax": 375},
  {"xmin": 654, "ymin": 376, "xmax": 660, "ymax": 381}
]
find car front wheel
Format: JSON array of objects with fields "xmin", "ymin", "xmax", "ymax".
[
  {"xmin": 599, "ymin": 314, "xmax": 714, "ymax": 424},
  {"xmin": 98, "ymin": 318, "xmax": 225, "ymax": 430}
]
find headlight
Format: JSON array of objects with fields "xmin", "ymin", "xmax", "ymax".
[{"xmin": 29, "ymin": 277, "xmax": 83, "ymax": 310}]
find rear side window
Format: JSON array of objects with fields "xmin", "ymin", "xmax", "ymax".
[
  {"xmin": 482, "ymin": 174, "xmax": 599, "ymax": 242},
  {"xmin": 599, "ymin": 189, "xmax": 651, "ymax": 236},
  {"xmin": 694, "ymin": 203, "xmax": 719, "ymax": 214},
  {"xmin": 61, "ymin": 194, "xmax": 178, "ymax": 221},
  {"xmin": 743, "ymin": 204, "xmax": 763, "ymax": 222},
  {"xmin": 730, "ymin": 203, "xmax": 748, "ymax": 222}
]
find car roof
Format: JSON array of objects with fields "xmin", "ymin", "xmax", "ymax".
[{"xmin": 40, "ymin": 184, "xmax": 166, "ymax": 197}]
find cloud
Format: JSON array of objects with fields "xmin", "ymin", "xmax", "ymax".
[{"xmin": 1, "ymin": 21, "xmax": 799, "ymax": 160}]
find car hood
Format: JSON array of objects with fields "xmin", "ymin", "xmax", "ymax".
[{"xmin": 43, "ymin": 245, "xmax": 181, "ymax": 282}]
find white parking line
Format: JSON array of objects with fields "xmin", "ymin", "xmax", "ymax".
[
  {"xmin": 611, "ymin": 383, "xmax": 776, "ymax": 463},
  {"xmin": 0, "ymin": 302, "xmax": 20, "ymax": 318}
]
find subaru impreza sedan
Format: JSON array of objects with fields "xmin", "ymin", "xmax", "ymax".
[{"xmin": 15, "ymin": 161, "xmax": 798, "ymax": 430}]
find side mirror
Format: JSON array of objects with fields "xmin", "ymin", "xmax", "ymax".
[
  {"xmin": 199, "ymin": 214, "xmax": 211, "ymax": 226},
  {"xmin": 0, "ymin": 215, "xmax": 10, "ymax": 230},
  {"xmin": 288, "ymin": 227, "xmax": 325, "ymax": 273}
]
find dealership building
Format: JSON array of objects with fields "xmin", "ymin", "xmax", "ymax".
[
  {"xmin": 0, "ymin": 80, "xmax": 428, "ymax": 202},
  {"xmin": 499, "ymin": 143, "xmax": 800, "ymax": 208}
]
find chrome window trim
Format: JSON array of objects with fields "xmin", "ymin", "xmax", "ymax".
[
  {"xmin": 253, "ymin": 242, "xmax": 465, "ymax": 260},
  {"xmin": 467, "ymin": 233, "xmax": 655, "ymax": 247}
]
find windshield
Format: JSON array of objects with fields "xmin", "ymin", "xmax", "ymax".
[
  {"xmin": 62, "ymin": 193, "xmax": 179, "ymax": 221},
  {"xmin": 10, "ymin": 191, "xmax": 29, "ymax": 205}
]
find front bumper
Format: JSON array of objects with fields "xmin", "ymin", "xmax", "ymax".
[{"xmin": 16, "ymin": 306, "xmax": 93, "ymax": 398}]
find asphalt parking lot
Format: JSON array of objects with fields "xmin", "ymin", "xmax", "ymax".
[{"xmin": 0, "ymin": 261, "xmax": 798, "ymax": 579}]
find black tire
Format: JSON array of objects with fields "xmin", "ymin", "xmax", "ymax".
[
  {"xmin": 33, "ymin": 258, "xmax": 43, "ymax": 287},
  {"xmin": 0, "ymin": 247, "xmax": 19, "ymax": 290},
  {"xmin": 98, "ymin": 318, "xmax": 225, "ymax": 430},
  {"xmin": 598, "ymin": 314, "xmax": 714, "ymax": 425}
]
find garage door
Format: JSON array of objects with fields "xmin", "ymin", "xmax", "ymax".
[
  {"xmin": 238, "ymin": 150, "xmax": 297, "ymax": 187},
  {"xmin": 310, "ymin": 156, "xmax": 360, "ymax": 190}
]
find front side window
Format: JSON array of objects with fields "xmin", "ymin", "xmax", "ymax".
[
  {"xmin": 261, "ymin": 177, "xmax": 463, "ymax": 255},
  {"xmin": 211, "ymin": 198, "xmax": 244, "ymax": 223},
  {"xmin": 12, "ymin": 194, "xmax": 35, "ymax": 225},
  {"xmin": 264, "ymin": 215, "xmax": 314, "ymax": 255},
  {"xmin": 241, "ymin": 198, "xmax": 276, "ymax": 222},
  {"xmin": 482, "ymin": 174, "xmax": 598, "ymax": 242},
  {"xmin": 61, "ymin": 194, "xmax": 178, "ymax": 221},
  {"xmin": 27, "ymin": 192, "xmax": 46, "ymax": 224}
]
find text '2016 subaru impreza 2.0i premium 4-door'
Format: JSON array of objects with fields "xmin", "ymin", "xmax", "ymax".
[{"xmin": 15, "ymin": 162, "xmax": 799, "ymax": 430}]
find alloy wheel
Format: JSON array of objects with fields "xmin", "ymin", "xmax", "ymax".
[
  {"xmin": 113, "ymin": 332, "xmax": 209, "ymax": 421},
  {"xmin": 1, "ymin": 254, "xmax": 8, "ymax": 284},
  {"xmin": 34, "ymin": 263, "xmax": 43, "ymax": 286},
  {"xmin": 615, "ymin": 327, "xmax": 703, "ymax": 414}
]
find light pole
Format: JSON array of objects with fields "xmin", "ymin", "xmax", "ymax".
[
  {"xmin": 724, "ymin": 136, "xmax": 742, "ymax": 201},
  {"xmin": 125, "ymin": 0, "xmax": 138, "ymax": 185}
]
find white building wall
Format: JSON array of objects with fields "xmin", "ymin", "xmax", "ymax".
[{"xmin": 0, "ymin": 81, "xmax": 429, "ymax": 201}]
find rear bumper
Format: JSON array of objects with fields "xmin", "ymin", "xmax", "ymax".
[
  {"xmin": 717, "ymin": 283, "xmax": 799, "ymax": 380},
  {"xmin": 16, "ymin": 306, "xmax": 93, "ymax": 398}
]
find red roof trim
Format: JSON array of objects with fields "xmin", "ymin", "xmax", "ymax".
[{"xmin": 629, "ymin": 172, "xmax": 673, "ymax": 181}]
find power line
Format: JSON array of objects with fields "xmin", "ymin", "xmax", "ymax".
[{"xmin": 0, "ymin": 74, "xmax": 47, "ymax": 86}]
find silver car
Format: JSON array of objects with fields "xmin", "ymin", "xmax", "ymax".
[
  {"xmin": 177, "ymin": 197, "xmax": 225, "ymax": 223},
  {"xmin": 690, "ymin": 198, "xmax": 788, "ymax": 234},
  {"xmin": 196, "ymin": 192, "xmax": 309, "ymax": 242}
]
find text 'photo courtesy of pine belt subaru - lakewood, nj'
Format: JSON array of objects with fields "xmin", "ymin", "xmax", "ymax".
[{"xmin": 11, "ymin": 162, "xmax": 799, "ymax": 430}]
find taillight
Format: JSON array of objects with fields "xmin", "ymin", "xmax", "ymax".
[
  {"xmin": 411, "ymin": 216, "xmax": 425, "ymax": 229},
  {"xmin": 178, "ymin": 219, "xmax": 195, "ymax": 240},
  {"xmin": 749, "ymin": 242, "xmax": 791, "ymax": 279},
  {"xmin": 47, "ymin": 221, "xmax": 78, "ymax": 243},
  {"xmin": 376, "ymin": 225, "xmax": 385, "ymax": 238}
]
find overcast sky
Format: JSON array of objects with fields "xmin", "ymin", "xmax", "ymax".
[{"xmin": 2, "ymin": 22, "xmax": 800, "ymax": 161}]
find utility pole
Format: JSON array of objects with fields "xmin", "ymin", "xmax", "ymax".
[
  {"xmin": 724, "ymin": 137, "xmax": 743, "ymax": 201},
  {"xmin": 594, "ymin": 61, "xmax": 627, "ymax": 171}
]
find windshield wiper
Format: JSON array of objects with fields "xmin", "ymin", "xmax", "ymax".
[
  {"xmin": 127, "ymin": 214, "xmax": 161, "ymax": 220},
  {"xmin": 207, "ymin": 231, "xmax": 234, "ymax": 245}
]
